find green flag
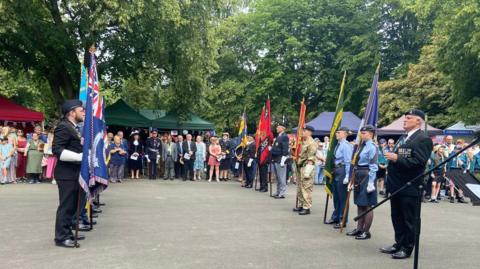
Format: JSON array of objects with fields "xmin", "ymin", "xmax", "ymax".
[{"xmin": 324, "ymin": 71, "xmax": 347, "ymax": 196}]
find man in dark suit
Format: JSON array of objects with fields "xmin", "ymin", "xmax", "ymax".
[
  {"xmin": 381, "ymin": 109, "xmax": 433, "ymax": 259},
  {"xmin": 145, "ymin": 129, "xmax": 162, "ymax": 180},
  {"xmin": 182, "ymin": 134, "xmax": 197, "ymax": 181},
  {"xmin": 271, "ymin": 123, "xmax": 290, "ymax": 198},
  {"xmin": 52, "ymin": 100, "xmax": 85, "ymax": 248},
  {"xmin": 175, "ymin": 135, "xmax": 185, "ymax": 178},
  {"xmin": 243, "ymin": 136, "xmax": 256, "ymax": 188}
]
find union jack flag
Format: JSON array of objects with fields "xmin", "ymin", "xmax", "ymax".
[{"xmin": 79, "ymin": 52, "xmax": 109, "ymax": 198}]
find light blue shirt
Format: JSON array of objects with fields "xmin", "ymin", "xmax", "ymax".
[
  {"xmin": 357, "ymin": 139, "xmax": 379, "ymax": 183},
  {"xmin": 334, "ymin": 139, "xmax": 353, "ymax": 178}
]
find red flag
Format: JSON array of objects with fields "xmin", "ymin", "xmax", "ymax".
[
  {"xmin": 255, "ymin": 105, "xmax": 265, "ymax": 153},
  {"xmin": 257, "ymin": 99, "xmax": 273, "ymax": 164},
  {"xmin": 294, "ymin": 99, "xmax": 306, "ymax": 160}
]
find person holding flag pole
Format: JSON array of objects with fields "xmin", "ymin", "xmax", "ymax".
[
  {"xmin": 255, "ymin": 99, "xmax": 273, "ymax": 193},
  {"xmin": 292, "ymin": 98, "xmax": 306, "ymax": 207},
  {"xmin": 323, "ymin": 71, "xmax": 351, "ymax": 227},
  {"xmin": 340, "ymin": 63, "xmax": 381, "ymax": 234}
]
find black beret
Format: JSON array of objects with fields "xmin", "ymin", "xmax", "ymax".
[
  {"xmin": 360, "ymin": 125, "xmax": 376, "ymax": 133},
  {"xmin": 151, "ymin": 128, "xmax": 158, "ymax": 133},
  {"xmin": 277, "ymin": 122, "xmax": 286, "ymax": 128},
  {"xmin": 62, "ymin": 99, "xmax": 83, "ymax": 115},
  {"xmin": 405, "ymin": 109, "xmax": 425, "ymax": 120},
  {"xmin": 303, "ymin": 125, "xmax": 315, "ymax": 132},
  {"xmin": 337, "ymin": 126, "xmax": 350, "ymax": 133}
]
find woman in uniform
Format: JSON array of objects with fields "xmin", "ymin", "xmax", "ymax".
[{"xmin": 346, "ymin": 125, "xmax": 378, "ymax": 240}]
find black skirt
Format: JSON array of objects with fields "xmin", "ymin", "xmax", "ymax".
[
  {"xmin": 376, "ymin": 167, "xmax": 386, "ymax": 179},
  {"xmin": 432, "ymin": 170, "xmax": 445, "ymax": 184},
  {"xmin": 220, "ymin": 157, "xmax": 231, "ymax": 170},
  {"xmin": 129, "ymin": 156, "xmax": 143, "ymax": 171},
  {"xmin": 354, "ymin": 168, "xmax": 378, "ymax": 206}
]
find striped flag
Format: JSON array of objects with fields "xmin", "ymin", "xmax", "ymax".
[
  {"xmin": 324, "ymin": 71, "xmax": 347, "ymax": 196},
  {"xmin": 79, "ymin": 51, "xmax": 109, "ymax": 198},
  {"xmin": 238, "ymin": 108, "xmax": 248, "ymax": 148}
]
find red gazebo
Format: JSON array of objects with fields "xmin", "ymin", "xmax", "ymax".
[{"xmin": 0, "ymin": 95, "xmax": 44, "ymax": 123}]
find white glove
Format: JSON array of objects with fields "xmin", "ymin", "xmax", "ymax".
[
  {"xmin": 342, "ymin": 176, "xmax": 349, "ymax": 184},
  {"xmin": 347, "ymin": 182, "xmax": 353, "ymax": 191},
  {"xmin": 268, "ymin": 146, "xmax": 272, "ymax": 151},
  {"xmin": 280, "ymin": 156, "xmax": 288, "ymax": 167},
  {"xmin": 146, "ymin": 156, "xmax": 151, "ymax": 163},
  {"xmin": 59, "ymin": 150, "xmax": 82, "ymax": 162},
  {"xmin": 367, "ymin": 182, "xmax": 376, "ymax": 193}
]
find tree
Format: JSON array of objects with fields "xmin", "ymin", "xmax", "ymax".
[
  {"xmin": 202, "ymin": 0, "xmax": 382, "ymax": 132},
  {"xmin": 379, "ymin": 44, "xmax": 454, "ymax": 128}
]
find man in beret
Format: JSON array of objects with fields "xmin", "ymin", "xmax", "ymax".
[
  {"xmin": 326, "ymin": 126, "xmax": 353, "ymax": 228},
  {"xmin": 293, "ymin": 125, "xmax": 317, "ymax": 215},
  {"xmin": 380, "ymin": 109, "xmax": 433, "ymax": 259},
  {"xmin": 271, "ymin": 123, "xmax": 290, "ymax": 198},
  {"xmin": 52, "ymin": 99, "xmax": 85, "ymax": 248}
]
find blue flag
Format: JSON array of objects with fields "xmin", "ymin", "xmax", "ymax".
[
  {"xmin": 79, "ymin": 64, "xmax": 88, "ymax": 104},
  {"xmin": 79, "ymin": 53, "xmax": 109, "ymax": 198}
]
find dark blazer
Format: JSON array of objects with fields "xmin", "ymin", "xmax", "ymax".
[
  {"xmin": 387, "ymin": 130, "xmax": 433, "ymax": 196},
  {"xmin": 271, "ymin": 132, "xmax": 290, "ymax": 162},
  {"xmin": 52, "ymin": 119, "xmax": 82, "ymax": 181},
  {"xmin": 244, "ymin": 142, "xmax": 256, "ymax": 160},
  {"xmin": 128, "ymin": 140, "xmax": 144, "ymax": 156},
  {"xmin": 176, "ymin": 141, "xmax": 184, "ymax": 160},
  {"xmin": 145, "ymin": 137, "xmax": 162, "ymax": 159},
  {"xmin": 182, "ymin": 140, "xmax": 197, "ymax": 160}
]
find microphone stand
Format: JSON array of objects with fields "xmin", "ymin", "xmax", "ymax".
[{"xmin": 354, "ymin": 135, "xmax": 480, "ymax": 269}]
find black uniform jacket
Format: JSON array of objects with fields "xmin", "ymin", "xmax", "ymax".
[
  {"xmin": 270, "ymin": 132, "xmax": 290, "ymax": 162},
  {"xmin": 386, "ymin": 130, "xmax": 433, "ymax": 196},
  {"xmin": 52, "ymin": 119, "xmax": 83, "ymax": 181}
]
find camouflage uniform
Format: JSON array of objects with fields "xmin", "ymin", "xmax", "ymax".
[{"xmin": 296, "ymin": 136, "xmax": 318, "ymax": 209}]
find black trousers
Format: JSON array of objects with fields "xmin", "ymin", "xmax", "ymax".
[
  {"xmin": 148, "ymin": 158, "xmax": 158, "ymax": 179},
  {"xmin": 244, "ymin": 161, "xmax": 255, "ymax": 186},
  {"xmin": 259, "ymin": 163, "xmax": 269, "ymax": 190},
  {"xmin": 390, "ymin": 195, "xmax": 418, "ymax": 253},
  {"xmin": 55, "ymin": 180, "xmax": 81, "ymax": 242},
  {"xmin": 175, "ymin": 161, "xmax": 184, "ymax": 178},
  {"xmin": 183, "ymin": 159, "xmax": 194, "ymax": 180},
  {"xmin": 331, "ymin": 167, "xmax": 348, "ymax": 223}
]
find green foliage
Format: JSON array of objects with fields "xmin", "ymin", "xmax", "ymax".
[
  {"xmin": 0, "ymin": 68, "xmax": 57, "ymax": 121},
  {"xmin": 202, "ymin": 0, "xmax": 382, "ymax": 132},
  {"xmin": 379, "ymin": 45, "xmax": 454, "ymax": 128}
]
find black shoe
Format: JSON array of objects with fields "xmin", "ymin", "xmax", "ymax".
[
  {"xmin": 324, "ymin": 219, "xmax": 338, "ymax": 225},
  {"xmin": 92, "ymin": 214, "xmax": 98, "ymax": 218},
  {"xmin": 457, "ymin": 197, "xmax": 468, "ymax": 204},
  {"xmin": 170, "ymin": 178, "xmax": 174, "ymax": 180},
  {"xmin": 55, "ymin": 239, "xmax": 79, "ymax": 248},
  {"xmin": 245, "ymin": 185, "xmax": 252, "ymax": 188},
  {"xmin": 379, "ymin": 190, "xmax": 385, "ymax": 195},
  {"xmin": 298, "ymin": 208, "xmax": 311, "ymax": 215},
  {"xmin": 450, "ymin": 197, "xmax": 455, "ymax": 203},
  {"xmin": 93, "ymin": 202, "xmax": 105, "ymax": 206},
  {"xmin": 259, "ymin": 189, "xmax": 268, "ymax": 193},
  {"xmin": 92, "ymin": 208, "xmax": 102, "ymax": 214},
  {"xmin": 70, "ymin": 234, "xmax": 86, "ymax": 241},
  {"xmin": 380, "ymin": 245, "xmax": 399, "ymax": 254},
  {"xmin": 346, "ymin": 229, "xmax": 362, "ymax": 236},
  {"xmin": 82, "ymin": 220, "xmax": 97, "ymax": 225},
  {"xmin": 292, "ymin": 207, "xmax": 302, "ymax": 212},
  {"xmin": 355, "ymin": 232, "xmax": 371, "ymax": 240},
  {"xmin": 273, "ymin": 195, "xmax": 285, "ymax": 199},
  {"xmin": 72, "ymin": 224, "xmax": 91, "ymax": 232},
  {"xmin": 333, "ymin": 223, "xmax": 343, "ymax": 229},
  {"xmin": 429, "ymin": 199, "xmax": 439, "ymax": 203},
  {"xmin": 392, "ymin": 249, "xmax": 411, "ymax": 259}
]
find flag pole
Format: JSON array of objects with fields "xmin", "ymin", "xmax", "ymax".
[{"xmin": 74, "ymin": 189, "xmax": 81, "ymax": 248}]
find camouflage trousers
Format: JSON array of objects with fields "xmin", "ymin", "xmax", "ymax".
[{"xmin": 297, "ymin": 166, "xmax": 314, "ymax": 209}]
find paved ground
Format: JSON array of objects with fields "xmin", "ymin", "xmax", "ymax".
[{"xmin": 0, "ymin": 179, "xmax": 478, "ymax": 269}]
